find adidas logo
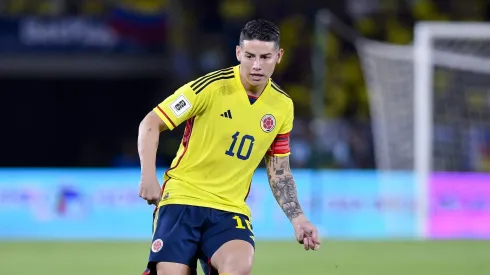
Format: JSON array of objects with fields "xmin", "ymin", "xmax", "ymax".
[{"xmin": 220, "ymin": 110, "xmax": 232, "ymax": 119}]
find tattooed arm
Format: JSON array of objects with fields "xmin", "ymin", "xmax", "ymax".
[
  {"xmin": 137, "ymin": 111, "xmax": 168, "ymax": 205},
  {"xmin": 265, "ymin": 155, "xmax": 304, "ymax": 221},
  {"xmin": 265, "ymin": 154, "xmax": 321, "ymax": 250}
]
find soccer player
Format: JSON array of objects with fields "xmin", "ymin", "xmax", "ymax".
[{"xmin": 138, "ymin": 19, "xmax": 321, "ymax": 275}]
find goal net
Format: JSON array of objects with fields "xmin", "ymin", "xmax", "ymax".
[
  {"xmin": 356, "ymin": 23, "xmax": 490, "ymax": 237},
  {"xmin": 357, "ymin": 23, "xmax": 490, "ymax": 173}
]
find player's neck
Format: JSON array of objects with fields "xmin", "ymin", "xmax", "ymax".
[{"xmin": 239, "ymin": 71, "xmax": 267, "ymax": 97}]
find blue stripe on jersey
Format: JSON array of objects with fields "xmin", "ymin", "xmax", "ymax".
[{"xmin": 248, "ymin": 95, "xmax": 257, "ymax": 104}]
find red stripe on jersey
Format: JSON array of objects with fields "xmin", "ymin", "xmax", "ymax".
[
  {"xmin": 161, "ymin": 117, "xmax": 195, "ymax": 193},
  {"xmin": 156, "ymin": 106, "xmax": 176, "ymax": 128},
  {"xmin": 266, "ymin": 132, "xmax": 291, "ymax": 156}
]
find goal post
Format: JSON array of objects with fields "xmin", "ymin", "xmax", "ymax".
[
  {"xmin": 316, "ymin": 10, "xmax": 490, "ymax": 239},
  {"xmin": 413, "ymin": 22, "xmax": 490, "ymax": 238},
  {"xmin": 413, "ymin": 23, "xmax": 432, "ymax": 239},
  {"xmin": 358, "ymin": 22, "xmax": 490, "ymax": 238}
]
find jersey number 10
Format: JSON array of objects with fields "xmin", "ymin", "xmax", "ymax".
[{"xmin": 225, "ymin": 131, "xmax": 255, "ymax": 160}]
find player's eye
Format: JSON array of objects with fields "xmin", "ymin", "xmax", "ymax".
[
  {"xmin": 261, "ymin": 55, "xmax": 271, "ymax": 60},
  {"xmin": 246, "ymin": 55, "xmax": 253, "ymax": 59}
]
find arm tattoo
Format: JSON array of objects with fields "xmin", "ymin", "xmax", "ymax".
[{"xmin": 265, "ymin": 156, "xmax": 303, "ymax": 220}]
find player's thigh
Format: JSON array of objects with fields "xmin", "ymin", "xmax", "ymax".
[
  {"xmin": 202, "ymin": 211, "xmax": 255, "ymax": 274},
  {"xmin": 210, "ymin": 240, "xmax": 254, "ymax": 275},
  {"xmin": 147, "ymin": 204, "xmax": 201, "ymax": 272},
  {"xmin": 198, "ymin": 251, "xmax": 219, "ymax": 275}
]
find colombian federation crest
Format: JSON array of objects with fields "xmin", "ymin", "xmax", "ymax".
[
  {"xmin": 260, "ymin": 114, "xmax": 276, "ymax": 133},
  {"xmin": 151, "ymin": 239, "xmax": 163, "ymax": 253}
]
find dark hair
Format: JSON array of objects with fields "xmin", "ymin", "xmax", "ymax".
[{"xmin": 239, "ymin": 19, "xmax": 280, "ymax": 48}]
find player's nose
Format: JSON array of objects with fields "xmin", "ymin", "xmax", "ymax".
[{"xmin": 252, "ymin": 59, "xmax": 262, "ymax": 70}]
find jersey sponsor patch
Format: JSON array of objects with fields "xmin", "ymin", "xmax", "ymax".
[
  {"xmin": 260, "ymin": 114, "xmax": 276, "ymax": 133},
  {"xmin": 151, "ymin": 239, "xmax": 163, "ymax": 253},
  {"xmin": 169, "ymin": 94, "xmax": 191, "ymax": 118}
]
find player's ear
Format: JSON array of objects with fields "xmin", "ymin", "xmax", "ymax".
[
  {"xmin": 236, "ymin": 45, "xmax": 241, "ymax": 62},
  {"xmin": 276, "ymin": 48, "xmax": 284, "ymax": 64}
]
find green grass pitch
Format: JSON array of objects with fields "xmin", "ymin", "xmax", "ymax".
[{"xmin": 1, "ymin": 240, "xmax": 489, "ymax": 274}]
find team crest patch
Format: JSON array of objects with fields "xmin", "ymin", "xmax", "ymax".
[
  {"xmin": 151, "ymin": 239, "xmax": 163, "ymax": 253},
  {"xmin": 260, "ymin": 114, "xmax": 276, "ymax": 133}
]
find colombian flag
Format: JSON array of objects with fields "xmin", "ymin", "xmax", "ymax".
[{"xmin": 108, "ymin": 1, "xmax": 167, "ymax": 46}]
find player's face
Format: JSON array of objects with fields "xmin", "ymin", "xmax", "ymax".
[{"xmin": 236, "ymin": 39, "xmax": 284, "ymax": 87}]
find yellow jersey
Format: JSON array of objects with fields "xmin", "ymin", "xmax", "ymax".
[{"xmin": 153, "ymin": 65, "xmax": 294, "ymax": 219}]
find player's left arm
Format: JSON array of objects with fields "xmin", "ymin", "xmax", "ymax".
[
  {"xmin": 264, "ymin": 154, "xmax": 303, "ymax": 220},
  {"xmin": 264, "ymin": 102, "xmax": 321, "ymax": 250},
  {"xmin": 265, "ymin": 101, "xmax": 303, "ymax": 220}
]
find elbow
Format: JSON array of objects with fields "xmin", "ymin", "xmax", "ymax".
[
  {"xmin": 139, "ymin": 112, "xmax": 155, "ymax": 131},
  {"xmin": 140, "ymin": 111, "xmax": 167, "ymax": 132},
  {"xmin": 139, "ymin": 113, "xmax": 151, "ymax": 132}
]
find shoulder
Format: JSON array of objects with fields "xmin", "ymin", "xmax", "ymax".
[
  {"xmin": 270, "ymin": 79, "xmax": 293, "ymax": 107},
  {"xmin": 188, "ymin": 66, "xmax": 236, "ymax": 95}
]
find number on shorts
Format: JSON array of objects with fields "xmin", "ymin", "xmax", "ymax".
[{"xmin": 233, "ymin": 215, "xmax": 253, "ymax": 232}]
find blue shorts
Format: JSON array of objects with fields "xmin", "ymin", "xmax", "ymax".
[{"xmin": 145, "ymin": 204, "xmax": 255, "ymax": 274}]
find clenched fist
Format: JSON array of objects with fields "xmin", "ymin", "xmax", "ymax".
[{"xmin": 139, "ymin": 178, "xmax": 162, "ymax": 206}]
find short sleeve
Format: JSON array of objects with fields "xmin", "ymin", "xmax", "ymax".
[
  {"xmin": 278, "ymin": 101, "xmax": 294, "ymax": 135},
  {"xmin": 266, "ymin": 101, "xmax": 294, "ymax": 157},
  {"xmin": 153, "ymin": 82, "xmax": 210, "ymax": 130}
]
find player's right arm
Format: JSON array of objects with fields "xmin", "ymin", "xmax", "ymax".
[
  {"xmin": 138, "ymin": 81, "xmax": 211, "ymax": 205},
  {"xmin": 138, "ymin": 111, "xmax": 168, "ymax": 205}
]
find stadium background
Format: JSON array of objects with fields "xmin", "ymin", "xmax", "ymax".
[{"xmin": 1, "ymin": 1, "xmax": 489, "ymax": 274}]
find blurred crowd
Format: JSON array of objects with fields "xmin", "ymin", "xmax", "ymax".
[{"xmin": 3, "ymin": 0, "xmax": 490, "ymax": 169}]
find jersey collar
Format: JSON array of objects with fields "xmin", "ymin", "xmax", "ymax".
[{"xmin": 233, "ymin": 65, "xmax": 271, "ymax": 105}]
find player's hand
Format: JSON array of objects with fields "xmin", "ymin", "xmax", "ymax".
[
  {"xmin": 291, "ymin": 214, "xmax": 321, "ymax": 251},
  {"xmin": 138, "ymin": 177, "xmax": 162, "ymax": 206}
]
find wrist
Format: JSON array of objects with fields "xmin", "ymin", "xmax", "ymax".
[
  {"xmin": 140, "ymin": 162, "xmax": 157, "ymax": 174},
  {"xmin": 140, "ymin": 173, "xmax": 158, "ymax": 183},
  {"xmin": 290, "ymin": 213, "xmax": 307, "ymax": 224}
]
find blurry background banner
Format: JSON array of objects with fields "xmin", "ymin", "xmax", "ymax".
[
  {"xmin": 0, "ymin": 0, "xmax": 168, "ymax": 54},
  {"xmin": 429, "ymin": 173, "xmax": 490, "ymax": 239},
  {"xmin": 0, "ymin": 15, "xmax": 166, "ymax": 54},
  {"xmin": 0, "ymin": 169, "xmax": 416, "ymax": 240},
  {"xmin": 0, "ymin": 0, "xmax": 169, "ymax": 77}
]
